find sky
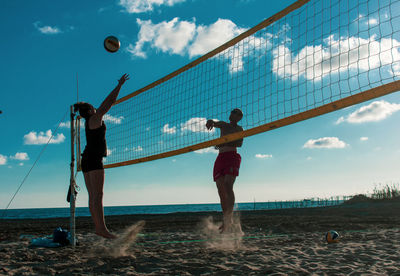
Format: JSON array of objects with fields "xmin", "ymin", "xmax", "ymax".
[{"xmin": 1, "ymin": 0, "xmax": 400, "ymax": 209}]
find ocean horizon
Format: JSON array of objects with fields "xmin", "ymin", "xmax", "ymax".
[{"xmin": 0, "ymin": 199, "xmax": 345, "ymax": 219}]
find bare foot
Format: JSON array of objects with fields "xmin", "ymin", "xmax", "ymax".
[
  {"xmin": 231, "ymin": 223, "xmax": 244, "ymax": 236},
  {"xmin": 95, "ymin": 231, "xmax": 117, "ymax": 239},
  {"xmin": 219, "ymin": 223, "xmax": 232, "ymax": 234}
]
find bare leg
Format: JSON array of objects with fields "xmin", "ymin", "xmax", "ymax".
[
  {"xmin": 83, "ymin": 170, "xmax": 116, "ymax": 239},
  {"xmin": 83, "ymin": 172, "xmax": 96, "ymax": 222},
  {"xmin": 216, "ymin": 173, "xmax": 236, "ymax": 233},
  {"xmin": 223, "ymin": 174, "xmax": 236, "ymax": 224}
]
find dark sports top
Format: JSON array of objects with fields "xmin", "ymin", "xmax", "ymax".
[{"xmin": 83, "ymin": 120, "xmax": 107, "ymax": 158}]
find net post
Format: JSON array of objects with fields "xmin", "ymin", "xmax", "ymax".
[{"xmin": 69, "ymin": 105, "xmax": 77, "ymax": 247}]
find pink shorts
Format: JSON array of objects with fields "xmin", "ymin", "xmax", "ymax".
[{"xmin": 213, "ymin": 151, "xmax": 241, "ymax": 181}]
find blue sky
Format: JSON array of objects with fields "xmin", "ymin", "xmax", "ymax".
[{"xmin": 1, "ymin": 0, "xmax": 400, "ymax": 209}]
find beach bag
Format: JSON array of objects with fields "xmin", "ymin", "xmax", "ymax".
[
  {"xmin": 30, "ymin": 238, "xmax": 62, "ymax": 248},
  {"xmin": 53, "ymin": 227, "xmax": 70, "ymax": 246}
]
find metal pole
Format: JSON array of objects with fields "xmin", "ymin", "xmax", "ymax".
[{"xmin": 69, "ymin": 105, "xmax": 76, "ymax": 246}]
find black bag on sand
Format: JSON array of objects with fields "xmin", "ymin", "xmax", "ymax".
[{"xmin": 53, "ymin": 227, "xmax": 70, "ymax": 246}]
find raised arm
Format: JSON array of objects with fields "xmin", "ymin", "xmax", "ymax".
[{"xmin": 96, "ymin": 74, "xmax": 129, "ymax": 117}]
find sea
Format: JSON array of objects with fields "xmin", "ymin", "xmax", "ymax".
[{"xmin": 0, "ymin": 199, "xmax": 344, "ymax": 219}]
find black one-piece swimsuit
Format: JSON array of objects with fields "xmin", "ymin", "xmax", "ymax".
[{"xmin": 81, "ymin": 120, "xmax": 107, "ymax": 172}]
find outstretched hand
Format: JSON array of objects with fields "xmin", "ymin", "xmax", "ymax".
[
  {"xmin": 118, "ymin": 74, "xmax": 130, "ymax": 86},
  {"xmin": 206, "ymin": 119, "xmax": 214, "ymax": 130}
]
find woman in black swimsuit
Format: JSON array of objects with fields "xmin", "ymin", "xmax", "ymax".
[{"xmin": 74, "ymin": 74, "xmax": 129, "ymax": 239}]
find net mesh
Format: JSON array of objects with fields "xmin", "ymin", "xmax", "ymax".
[{"xmin": 79, "ymin": 0, "xmax": 400, "ymax": 169}]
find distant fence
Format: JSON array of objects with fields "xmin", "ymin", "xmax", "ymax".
[{"xmin": 242, "ymin": 196, "xmax": 353, "ymax": 211}]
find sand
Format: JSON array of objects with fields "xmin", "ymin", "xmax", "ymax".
[{"xmin": 1, "ymin": 199, "xmax": 400, "ymax": 275}]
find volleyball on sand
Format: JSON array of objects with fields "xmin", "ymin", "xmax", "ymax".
[
  {"xmin": 325, "ymin": 230, "xmax": 340, "ymax": 244},
  {"xmin": 104, "ymin": 36, "xmax": 120, "ymax": 53}
]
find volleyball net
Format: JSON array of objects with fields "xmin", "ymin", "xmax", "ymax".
[{"xmin": 78, "ymin": 0, "xmax": 400, "ymax": 169}]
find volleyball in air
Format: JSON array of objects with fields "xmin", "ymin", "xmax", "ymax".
[
  {"xmin": 104, "ymin": 36, "xmax": 120, "ymax": 53},
  {"xmin": 325, "ymin": 230, "xmax": 340, "ymax": 244}
]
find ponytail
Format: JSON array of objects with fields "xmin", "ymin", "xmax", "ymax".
[{"xmin": 73, "ymin": 102, "xmax": 94, "ymax": 120}]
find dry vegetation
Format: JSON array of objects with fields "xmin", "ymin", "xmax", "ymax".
[{"xmin": 346, "ymin": 183, "xmax": 400, "ymax": 204}]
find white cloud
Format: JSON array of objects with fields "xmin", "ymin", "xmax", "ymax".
[
  {"xmin": 227, "ymin": 35, "xmax": 269, "ymax": 73},
  {"xmin": 10, "ymin": 152, "xmax": 29, "ymax": 161},
  {"xmin": 161, "ymin": 118, "xmax": 217, "ymax": 136},
  {"xmin": 124, "ymin": 146, "xmax": 143, "ymax": 152},
  {"xmin": 273, "ymin": 34, "xmax": 400, "ymax": 81},
  {"xmin": 98, "ymin": 6, "xmax": 112, "ymax": 13},
  {"xmin": 127, "ymin": 18, "xmax": 259, "ymax": 73},
  {"xmin": 59, "ymin": 120, "xmax": 84, "ymax": 128},
  {"xmin": 129, "ymin": 16, "xmax": 400, "ymax": 77},
  {"xmin": 358, "ymin": 14, "xmax": 379, "ymax": 26},
  {"xmin": 24, "ymin": 130, "xmax": 66, "ymax": 145},
  {"xmin": 104, "ymin": 114, "xmax": 124, "ymax": 124},
  {"xmin": 368, "ymin": 18, "xmax": 378, "ymax": 26},
  {"xmin": 360, "ymin": 137, "xmax": 369, "ymax": 141},
  {"xmin": 106, "ymin": 148, "xmax": 115, "ymax": 156},
  {"xmin": 255, "ymin": 154, "xmax": 272, "ymax": 159},
  {"xmin": 119, "ymin": 0, "xmax": 185, "ymax": 13},
  {"xmin": 103, "ymin": 148, "xmax": 116, "ymax": 161},
  {"xmin": 190, "ymin": 19, "xmax": 265, "ymax": 73},
  {"xmin": 336, "ymin": 100, "xmax": 400, "ymax": 124},
  {"xmin": 59, "ymin": 121, "xmax": 70, "ymax": 128},
  {"xmin": 60, "ymin": 115, "xmax": 122, "ymax": 128},
  {"xmin": 134, "ymin": 146, "xmax": 143, "ymax": 152},
  {"xmin": 162, "ymin": 123, "xmax": 177, "ymax": 134},
  {"xmin": 359, "ymin": 14, "xmax": 379, "ymax": 26},
  {"xmin": 127, "ymin": 18, "xmax": 196, "ymax": 58},
  {"xmin": 195, "ymin": 147, "xmax": 218, "ymax": 154},
  {"xmin": 335, "ymin": 117, "xmax": 345, "ymax": 125},
  {"xmin": 0, "ymin": 154, "xmax": 7, "ymax": 165},
  {"xmin": 303, "ymin": 137, "xmax": 348, "ymax": 149},
  {"xmin": 189, "ymin": 19, "xmax": 247, "ymax": 57},
  {"xmin": 19, "ymin": 163, "xmax": 24, "ymax": 166},
  {"xmin": 181, "ymin": 117, "xmax": 210, "ymax": 133},
  {"xmin": 33, "ymin": 22, "xmax": 61, "ymax": 34}
]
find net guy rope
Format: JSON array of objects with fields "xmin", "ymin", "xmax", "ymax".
[
  {"xmin": 1, "ymin": 110, "xmax": 69, "ymax": 218},
  {"xmin": 77, "ymin": 0, "xmax": 400, "ymax": 170}
]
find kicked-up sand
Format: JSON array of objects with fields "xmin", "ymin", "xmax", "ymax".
[{"xmin": 0, "ymin": 199, "xmax": 399, "ymax": 275}]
